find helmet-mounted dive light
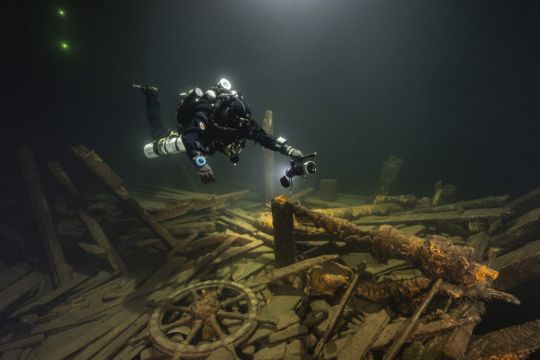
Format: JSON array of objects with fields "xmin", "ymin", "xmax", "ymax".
[{"xmin": 217, "ymin": 78, "xmax": 232, "ymax": 90}]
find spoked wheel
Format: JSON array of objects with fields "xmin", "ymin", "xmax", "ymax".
[{"xmin": 148, "ymin": 280, "xmax": 259, "ymax": 358}]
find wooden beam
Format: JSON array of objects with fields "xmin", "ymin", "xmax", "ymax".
[
  {"xmin": 384, "ymin": 278, "xmax": 443, "ymax": 360},
  {"xmin": 353, "ymin": 207, "xmax": 510, "ymax": 226},
  {"xmin": 338, "ymin": 309, "xmax": 391, "ymax": 360},
  {"xmin": 48, "ymin": 161, "xmax": 129, "ymax": 276},
  {"xmin": 71, "ymin": 145, "xmax": 176, "ymax": 248},
  {"xmin": 17, "ymin": 147, "xmax": 72, "ymax": 287},
  {"xmin": 492, "ymin": 239, "xmax": 540, "ymax": 290}
]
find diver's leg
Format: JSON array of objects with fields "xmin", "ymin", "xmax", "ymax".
[{"xmin": 133, "ymin": 84, "xmax": 166, "ymax": 139}]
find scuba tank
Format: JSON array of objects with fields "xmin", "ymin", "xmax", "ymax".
[
  {"xmin": 143, "ymin": 131, "xmax": 186, "ymax": 159},
  {"xmin": 176, "ymin": 87, "xmax": 204, "ymax": 129}
]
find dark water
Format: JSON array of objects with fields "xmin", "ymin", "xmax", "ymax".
[
  {"xmin": 4, "ymin": 0, "xmax": 540, "ymax": 198},
  {"xmin": 2, "ymin": 2, "xmax": 540, "ymax": 358}
]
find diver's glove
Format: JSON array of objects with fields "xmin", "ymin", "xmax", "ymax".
[
  {"xmin": 193, "ymin": 154, "xmax": 215, "ymax": 183},
  {"xmin": 197, "ymin": 164, "xmax": 215, "ymax": 183},
  {"xmin": 282, "ymin": 145, "xmax": 304, "ymax": 162}
]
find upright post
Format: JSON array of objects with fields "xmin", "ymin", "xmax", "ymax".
[
  {"xmin": 271, "ymin": 195, "xmax": 296, "ymax": 267},
  {"xmin": 263, "ymin": 110, "xmax": 275, "ymax": 203}
]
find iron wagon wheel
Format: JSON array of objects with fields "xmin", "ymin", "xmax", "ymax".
[{"xmin": 148, "ymin": 280, "xmax": 259, "ymax": 358}]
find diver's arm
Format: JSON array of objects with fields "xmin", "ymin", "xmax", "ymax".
[
  {"xmin": 180, "ymin": 113, "xmax": 215, "ymax": 183},
  {"xmin": 245, "ymin": 122, "xmax": 304, "ymax": 160}
]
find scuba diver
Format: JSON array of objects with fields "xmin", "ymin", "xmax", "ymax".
[{"xmin": 133, "ymin": 79, "xmax": 316, "ymax": 187}]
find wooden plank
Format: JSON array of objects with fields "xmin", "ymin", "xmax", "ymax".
[
  {"xmin": 218, "ymin": 215, "xmax": 258, "ymax": 234},
  {"xmin": 492, "ymin": 239, "xmax": 540, "ymax": 290},
  {"xmin": 353, "ymin": 207, "xmax": 510, "ymax": 225},
  {"xmin": 17, "ymin": 147, "xmax": 72, "ymax": 287},
  {"xmin": 0, "ymin": 264, "xmax": 30, "ymax": 291},
  {"xmin": 10, "ymin": 274, "xmax": 89, "ymax": 317},
  {"xmin": 73, "ymin": 312, "xmax": 142, "ymax": 360},
  {"xmin": 165, "ymin": 221, "xmax": 216, "ymax": 236},
  {"xmin": 112, "ymin": 338, "xmax": 150, "ymax": 360},
  {"xmin": 71, "ymin": 145, "xmax": 176, "ymax": 248},
  {"xmin": 371, "ymin": 316, "xmax": 481, "ymax": 350},
  {"xmin": 384, "ymin": 278, "xmax": 443, "ymax": 360},
  {"xmin": 77, "ymin": 210, "xmax": 129, "ymax": 275},
  {"xmin": 467, "ymin": 320, "xmax": 540, "ymax": 360},
  {"xmin": 93, "ymin": 313, "xmax": 150, "ymax": 360},
  {"xmin": 37, "ymin": 306, "xmax": 143, "ymax": 360},
  {"xmin": 1, "ymin": 349, "xmax": 21, "ymax": 360},
  {"xmin": 506, "ymin": 186, "xmax": 540, "ymax": 218},
  {"xmin": 314, "ymin": 268, "xmax": 364, "ymax": 358},
  {"xmin": 338, "ymin": 309, "xmax": 391, "ymax": 360},
  {"xmin": 491, "ymin": 207, "xmax": 540, "ymax": 250},
  {"xmin": 0, "ymin": 335, "xmax": 45, "ymax": 354},
  {"xmin": 0, "ymin": 271, "xmax": 43, "ymax": 314},
  {"xmin": 223, "ymin": 208, "xmax": 258, "ymax": 225},
  {"xmin": 246, "ymin": 254, "xmax": 339, "ymax": 289},
  {"xmin": 71, "ymin": 271, "xmax": 118, "ymax": 297}
]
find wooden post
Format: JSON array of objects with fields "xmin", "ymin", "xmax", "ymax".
[
  {"xmin": 374, "ymin": 155, "xmax": 404, "ymax": 196},
  {"xmin": 17, "ymin": 147, "xmax": 72, "ymax": 287},
  {"xmin": 47, "ymin": 161, "xmax": 130, "ymax": 276},
  {"xmin": 271, "ymin": 195, "xmax": 296, "ymax": 267},
  {"xmin": 262, "ymin": 110, "xmax": 275, "ymax": 203},
  {"xmin": 71, "ymin": 145, "xmax": 176, "ymax": 249}
]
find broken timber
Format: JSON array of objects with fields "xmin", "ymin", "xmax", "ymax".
[
  {"xmin": 353, "ymin": 207, "xmax": 510, "ymax": 226},
  {"xmin": 277, "ymin": 195, "xmax": 498, "ymax": 287},
  {"xmin": 491, "ymin": 239, "xmax": 540, "ymax": 290},
  {"xmin": 17, "ymin": 147, "xmax": 72, "ymax": 287},
  {"xmin": 72, "ymin": 145, "xmax": 176, "ymax": 248},
  {"xmin": 152, "ymin": 189, "xmax": 250, "ymax": 222},
  {"xmin": 383, "ymin": 278, "xmax": 442, "ymax": 360},
  {"xmin": 338, "ymin": 309, "xmax": 391, "ymax": 360},
  {"xmin": 313, "ymin": 202, "xmax": 402, "ymax": 220},
  {"xmin": 47, "ymin": 161, "xmax": 129, "ymax": 276},
  {"xmin": 314, "ymin": 266, "xmax": 363, "ymax": 358},
  {"xmin": 466, "ymin": 319, "xmax": 540, "ymax": 360},
  {"xmin": 245, "ymin": 254, "xmax": 339, "ymax": 289}
]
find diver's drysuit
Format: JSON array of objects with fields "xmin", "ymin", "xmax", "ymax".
[{"xmin": 140, "ymin": 79, "xmax": 304, "ymax": 183}]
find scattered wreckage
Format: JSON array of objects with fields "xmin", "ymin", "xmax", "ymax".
[{"xmin": 0, "ymin": 150, "xmax": 539, "ymax": 359}]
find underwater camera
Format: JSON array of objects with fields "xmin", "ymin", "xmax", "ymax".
[{"xmin": 280, "ymin": 153, "xmax": 318, "ymax": 188}]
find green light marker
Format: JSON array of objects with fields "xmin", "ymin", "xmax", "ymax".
[
  {"xmin": 59, "ymin": 41, "xmax": 70, "ymax": 50},
  {"xmin": 58, "ymin": 8, "xmax": 66, "ymax": 17}
]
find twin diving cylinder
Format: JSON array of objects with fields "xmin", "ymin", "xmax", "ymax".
[{"xmin": 143, "ymin": 135, "xmax": 186, "ymax": 159}]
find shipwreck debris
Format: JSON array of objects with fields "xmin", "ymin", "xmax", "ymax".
[
  {"xmin": 3, "ymin": 145, "xmax": 540, "ymax": 360},
  {"xmin": 17, "ymin": 147, "xmax": 73, "ymax": 287}
]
